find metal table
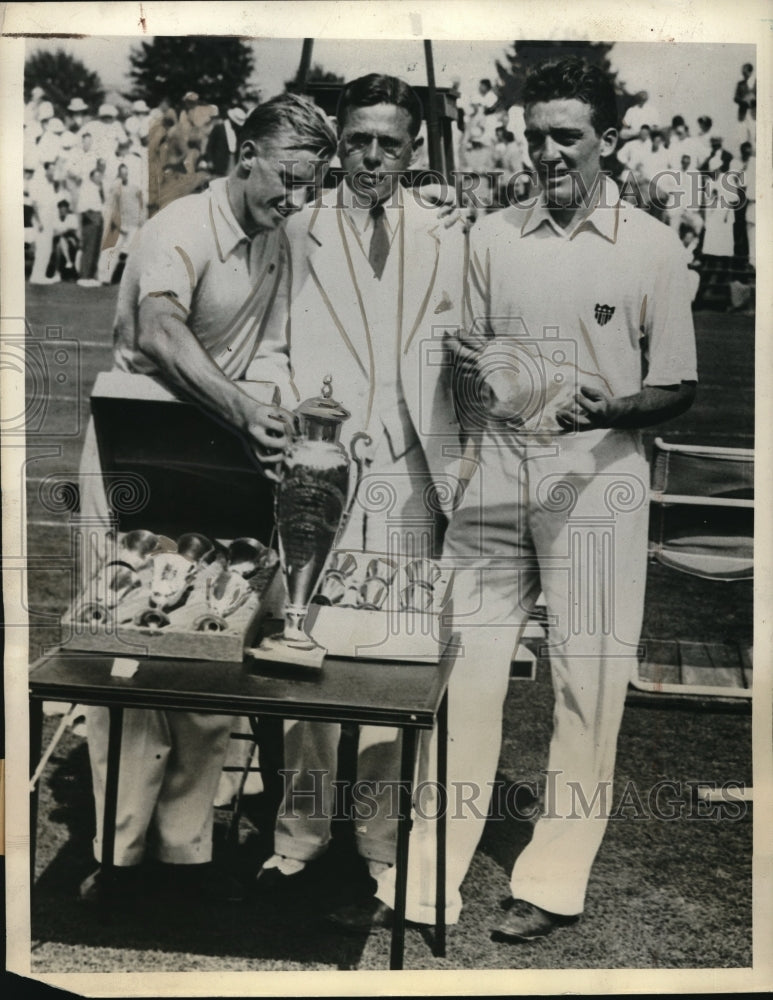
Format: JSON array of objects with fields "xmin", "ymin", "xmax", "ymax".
[{"xmin": 29, "ymin": 640, "xmax": 453, "ymax": 970}]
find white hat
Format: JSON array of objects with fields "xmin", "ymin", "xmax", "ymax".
[
  {"xmin": 68, "ymin": 97, "xmax": 88, "ymax": 113},
  {"xmin": 48, "ymin": 117, "xmax": 66, "ymax": 134},
  {"xmin": 98, "ymin": 103, "xmax": 118, "ymax": 118},
  {"xmin": 227, "ymin": 107, "xmax": 247, "ymax": 128},
  {"xmin": 131, "ymin": 99, "xmax": 150, "ymax": 113},
  {"xmin": 37, "ymin": 100, "xmax": 54, "ymax": 121}
]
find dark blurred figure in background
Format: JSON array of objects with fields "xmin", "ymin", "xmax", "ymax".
[
  {"xmin": 734, "ymin": 63, "xmax": 756, "ymax": 124},
  {"xmin": 205, "ymin": 107, "xmax": 247, "ymax": 176},
  {"xmin": 51, "ymin": 195, "xmax": 80, "ymax": 281},
  {"xmin": 76, "ymin": 165, "xmax": 105, "ymax": 287}
]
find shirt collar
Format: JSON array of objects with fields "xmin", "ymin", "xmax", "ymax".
[
  {"xmin": 209, "ymin": 176, "xmax": 250, "ymax": 261},
  {"xmin": 340, "ymin": 180, "xmax": 401, "ymax": 238},
  {"xmin": 520, "ymin": 173, "xmax": 620, "ymax": 243}
]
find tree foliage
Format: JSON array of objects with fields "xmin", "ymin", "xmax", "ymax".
[
  {"xmin": 285, "ymin": 63, "xmax": 345, "ymax": 94},
  {"xmin": 128, "ymin": 36, "xmax": 257, "ymax": 110},
  {"xmin": 24, "ymin": 49, "xmax": 105, "ymax": 116},
  {"xmin": 495, "ymin": 41, "xmax": 632, "ymax": 114}
]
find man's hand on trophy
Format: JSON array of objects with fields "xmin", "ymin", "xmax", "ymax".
[{"xmin": 247, "ymin": 403, "xmax": 295, "ymax": 481}]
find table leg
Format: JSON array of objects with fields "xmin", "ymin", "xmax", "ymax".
[
  {"xmin": 29, "ymin": 697, "xmax": 43, "ymax": 885},
  {"xmin": 435, "ymin": 690, "xmax": 448, "ymax": 957},
  {"xmin": 390, "ymin": 726, "xmax": 416, "ymax": 971},
  {"xmin": 101, "ymin": 706, "xmax": 123, "ymax": 882},
  {"xmin": 252, "ymin": 714, "xmax": 285, "ymax": 823}
]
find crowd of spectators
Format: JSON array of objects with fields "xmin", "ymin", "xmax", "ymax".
[
  {"xmin": 454, "ymin": 64, "xmax": 756, "ymax": 309},
  {"xmin": 25, "ymin": 61, "xmax": 756, "ymax": 310},
  {"xmin": 24, "ymin": 86, "xmax": 249, "ymax": 287}
]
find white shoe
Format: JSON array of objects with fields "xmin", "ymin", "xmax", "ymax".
[{"xmin": 260, "ymin": 854, "xmax": 307, "ymax": 876}]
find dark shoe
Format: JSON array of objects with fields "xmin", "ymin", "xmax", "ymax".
[
  {"xmin": 78, "ymin": 866, "xmax": 142, "ymax": 906},
  {"xmin": 491, "ymin": 899, "xmax": 579, "ymax": 943},
  {"xmin": 326, "ymin": 896, "xmax": 394, "ymax": 933}
]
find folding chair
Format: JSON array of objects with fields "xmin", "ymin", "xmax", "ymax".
[{"xmin": 635, "ymin": 437, "xmax": 754, "ymax": 701}]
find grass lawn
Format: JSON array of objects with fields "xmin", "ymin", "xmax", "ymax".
[{"xmin": 21, "ymin": 282, "xmax": 754, "ymax": 972}]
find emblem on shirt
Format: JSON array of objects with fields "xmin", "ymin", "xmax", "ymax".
[{"xmin": 594, "ymin": 303, "xmax": 616, "ymax": 326}]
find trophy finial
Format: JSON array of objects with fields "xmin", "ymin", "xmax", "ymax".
[{"xmin": 321, "ymin": 375, "xmax": 333, "ymax": 399}]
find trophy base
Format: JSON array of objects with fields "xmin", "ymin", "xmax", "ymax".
[{"xmin": 246, "ymin": 633, "xmax": 326, "ymax": 671}]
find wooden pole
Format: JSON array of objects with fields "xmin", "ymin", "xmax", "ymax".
[
  {"xmin": 295, "ymin": 38, "xmax": 314, "ymax": 92},
  {"xmin": 423, "ymin": 40, "xmax": 446, "ymax": 179}
]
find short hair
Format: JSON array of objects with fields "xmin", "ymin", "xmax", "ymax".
[
  {"xmin": 697, "ymin": 115, "xmax": 713, "ymax": 130},
  {"xmin": 480, "ymin": 78, "xmax": 492, "ymax": 89},
  {"xmin": 240, "ymin": 93, "xmax": 337, "ymax": 158},
  {"xmin": 523, "ymin": 57, "xmax": 619, "ymax": 134},
  {"xmin": 336, "ymin": 74, "xmax": 423, "ymax": 138},
  {"xmin": 742, "ymin": 62, "xmax": 753, "ymax": 73}
]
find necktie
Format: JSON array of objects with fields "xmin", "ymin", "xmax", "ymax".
[{"xmin": 368, "ymin": 204, "xmax": 390, "ymax": 279}]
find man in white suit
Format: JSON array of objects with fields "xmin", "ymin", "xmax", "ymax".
[{"xmin": 247, "ymin": 74, "xmax": 464, "ymax": 899}]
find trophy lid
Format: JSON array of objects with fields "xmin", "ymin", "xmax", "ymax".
[{"xmin": 295, "ymin": 375, "xmax": 350, "ymax": 441}]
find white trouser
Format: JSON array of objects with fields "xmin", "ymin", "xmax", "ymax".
[
  {"xmin": 375, "ymin": 429, "xmax": 649, "ymax": 922},
  {"xmin": 30, "ymin": 225, "xmax": 54, "ymax": 282},
  {"xmin": 275, "ymin": 432, "xmax": 441, "ymax": 864},
  {"xmin": 78, "ymin": 416, "xmax": 234, "ymax": 867},
  {"xmin": 86, "ymin": 707, "xmax": 233, "ymax": 866}
]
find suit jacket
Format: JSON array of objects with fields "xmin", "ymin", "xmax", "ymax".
[{"xmin": 247, "ymin": 183, "xmax": 464, "ymax": 514}]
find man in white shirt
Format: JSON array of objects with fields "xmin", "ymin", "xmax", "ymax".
[
  {"xmin": 66, "ymin": 129, "xmax": 100, "ymax": 204},
  {"xmin": 616, "ymin": 124, "xmax": 651, "ymax": 174},
  {"xmin": 124, "ymin": 98, "xmax": 151, "ymax": 143},
  {"xmin": 620, "ymin": 89, "xmax": 661, "ymax": 140},
  {"xmin": 98, "ymin": 162, "xmax": 146, "ymax": 284},
  {"xmin": 89, "ymin": 104, "xmax": 128, "ymax": 166},
  {"xmin": 28, "ymin": 159, "xmax": 63, "ymax": 285},
  {"xmin": 662, "ymin": 153, "xmax": 704, "ymax": 235},
  {"xmin": 35, "ymin": 115, "xmax": 66, "ymax": 171},
  {"xmin": 638, "ymin": 129, "xmax": 672, "ymax": 180},
  {"xmin": 406, "ymin": 56, "xmax": 696, "ymax": 941},
  {"xmin": 77, "ymin": 95, "xmax": 337, "ymax": 905}
]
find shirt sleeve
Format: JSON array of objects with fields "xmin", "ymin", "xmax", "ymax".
[
  {"xmin": 642, "ymin": 232, "xmax": 698, "ymax": 386},
  {"xmin": 136, "ymin": 211, "xmax": 198, "ymax": 316},
  {"xmin": 243, "ymin": 227, "xmax": 296, "ymax": 405}
]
